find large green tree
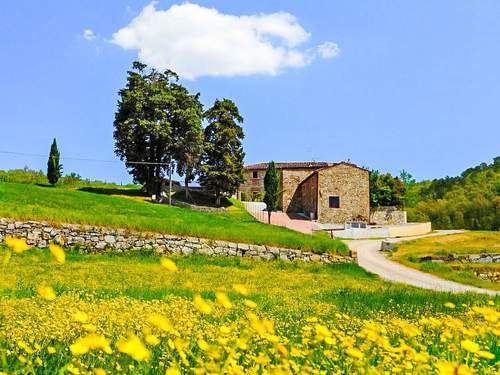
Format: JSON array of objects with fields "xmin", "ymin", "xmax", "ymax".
[
  {"xmin": 370, "ymin": 170, "xmax": 406, "ymax": 208},
  {"xmin": 114, "ymin": 62, "xmax": 179, "ymax": 196},
  {"xmin": 263, "ymin": 161, "xmax": 280, "ymax": 224},
  {"xmin": 199, "ymin": 99, "xmax": 245, "ymax": 206},
  {"xmin": 47, "ymin": 138, "xmax": 62, "ymax": 185},
  {"xmin": 171, "ymin": 85, "xmax": 204, "ymax": 201}
]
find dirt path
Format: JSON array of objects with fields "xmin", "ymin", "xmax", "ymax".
[{"xmin": 347, "ymin": 231, "xmax": 498, "ymax": 296}]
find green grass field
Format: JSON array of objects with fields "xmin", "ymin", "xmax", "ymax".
[
  {"xmin": 390, "ymin": 231, "xmax": 500, "ymax": 290},
  {"xmin": 0, "ymin": 246, "xmax": 498, "ymax": 373},
  {"xmin": 0, "ymin": 181, "xmax": 347, "ymax": 254}
]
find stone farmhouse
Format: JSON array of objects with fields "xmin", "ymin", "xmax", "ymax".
[{"xmin": 238, "ymin": 162, "xmax": 370, "ymax": 224}]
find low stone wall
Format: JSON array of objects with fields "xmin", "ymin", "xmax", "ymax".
[
  {"xmin": 169, "ymin": 199, "xmax": 227, "ymax": 213},
  {"xmin": 370, "ymin": 207, "xmax": 407, "ymax": 225},
  {"xmin": 0, "ymin": 218, "xmax": 354, "ymax": 264},
  {"xmin": 419, "ymin": 253, "xmax": 500, "ymax": 263}
]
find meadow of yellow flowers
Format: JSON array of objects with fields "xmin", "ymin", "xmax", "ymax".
[{"xmin": 0, "ymin": 237, "xmax": 498, "ymax": 374}]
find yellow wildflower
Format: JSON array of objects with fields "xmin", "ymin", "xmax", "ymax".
[
  {"xmin": 477, "ymin": 350, "xmax": 495, "ymax": 360},
  {"xmin": 117, "ymin": 335, "xmax": 150, "ymax": 362},
  {"xmin": 145, "ymin": 334, "xmax": 160, "ymax": 346},
  {"xmin": 215, "ymin": 292, "xmax": 232, "ymax": 309},
  {"xmin": 345, "ymin": 348, "xmax": 364, "ymax": 360},
  {"xmin": 444, "ymin": 302, "xmax": 455, "ymax": 309},
  {"xmin": 197, "ymin": 338, "xmax": 209, "ymax": 351},
  {"xmin": 160, "ymin": 257, "xmax": 178, "ymax": 272},
  {"xmin": 66, "ymin": 364, "xmax": 81, "ymax": 375},
  {"xmin": 460, "ymin": 339, "xmax": 480, "ymax": 353},
  {"xmin": 72, "ymin": 310, "xmax": 89, "ymax": 323},
  {"xmin": 243, "ymin": 299, "xmax": 257, "ymax": 309},
  {"xmin": 232, "ymin": 284, "xmax": 249, "ymax": 295},
  {"xmin": 47, "ymin": 346, "xmax": 56, "ymax": 354},
  {"xmin": 148, "ymin": 313, "xmax": 174, "ymax": 332},
  {"xmin": 82, "ymin": 323, "xmax": 97, "ymax": 332},
  {"xmin": 94, "ymin": 369, "xmax": 107, "ymax": 375},
  {"xmin": 4, "ymin": 236, "xmax": 30, "ymax": 253},
  {"xmin": 165, "ymin": 367, "xmax": 181, "ymax": 375},
  {"xmin": 193, "ymin": 295, "xmax": 213, "ymax": 314},
  {"xmin": 37, "ymin": 285, "xmax": 56, "ymax": 301},
  {"xmin": 49, "ymin": 243, "xmax": 65, "ymax": 263},
  {"xmin": 70, "ymin": 334, "xmax": 112, "ymax": 355}
]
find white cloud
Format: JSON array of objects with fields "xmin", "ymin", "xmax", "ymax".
[
  {"xmin": 111, "ymin": 2, "xmax": 339, "ymax": 79},
  {"xmin": 316, "ymin": 42, "xmax": 340, "ymax": 59},
  {"xmin": 82, "ymin": 29, "xmax": 96, "ymax": 41}
]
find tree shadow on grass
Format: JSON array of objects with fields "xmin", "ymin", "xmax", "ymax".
[
  {"xmin": 35, "ymin": 183, "xmax": 55, "ymax": 188},
  {"xmin": 78, "ymin": 187, "xmax": 145, "ymax": 197}
]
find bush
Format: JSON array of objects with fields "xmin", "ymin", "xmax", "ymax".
[
  {"xmin": 240, "ymin": 191, "xmax": 252, "ymax": 202},
  {"xmin": 253, "ymin": 192, "xmax": 265, "ymax": 202}
]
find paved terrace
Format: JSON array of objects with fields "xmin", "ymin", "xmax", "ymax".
[{"xmin": 242, "ymin": 202, "xmax": 320, "ymax": 234}]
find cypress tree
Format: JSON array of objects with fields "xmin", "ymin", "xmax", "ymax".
[
  {"xmin": 47, "ymin": 138, "xmax": 62, "ymax": 185},
  {"xmin": 264, "ymin": 161, "xmax": 280, "ymax": 224}
]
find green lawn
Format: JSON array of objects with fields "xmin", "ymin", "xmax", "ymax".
[
  {"xmin": 390, "ymin": 231, "xmax": 500, "ymax": 291},
  {"xmin": 1, "ymin": 247, "xmax": 493, "ymax": 320},
  {"xmin": 0, "ymin": 181, "xmax": 347, "ymax": 254}
]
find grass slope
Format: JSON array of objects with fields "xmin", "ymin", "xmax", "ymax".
[
  {"xmin": 1, "ymin": 247, "xmax": 494, "ymax": 319},
  {"xmin": 0, "ymin": 181, "xmax": 347, "ymax": 254},
  {"xmin": 390, "ymin": 231, "xmax": 500, "ymax": 290}
]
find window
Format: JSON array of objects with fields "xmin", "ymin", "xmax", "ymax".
[
  {"xmin": 252, "ymin": 171, "xmax": 258, "ymax": 178},
  {"xmin": 329, "ymin": 196, "xmax": 340, "ymax": 208}
]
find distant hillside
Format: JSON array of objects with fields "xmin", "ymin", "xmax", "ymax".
[{"xmin": 406, "ymin": 157, "xmax": 499, "ymax": 230}]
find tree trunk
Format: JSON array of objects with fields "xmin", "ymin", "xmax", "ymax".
[
  {"xmin": 215, "ymin": 188, "xmax": 221, "ymax": 207},
  {"xmin": 168, "ymin": 161, "xmax": 173, "ymax": 205},
  {"xmin": 184, "ymin": 177, "xmax": 191, "ymax": 201},
  {"xmin": 268, "ymin": 210, "xmax": 271, "ymax": 224}
]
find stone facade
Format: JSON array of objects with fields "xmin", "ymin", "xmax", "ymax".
[
  {"xmin": 281, "ymin": 168, "xmax": 320, "ymax": 212},
  {"xmin": 315, "ymin": 164, "xmax": 370, "ymax": 223},
  {"xmin": 0, "ymin": 218, "xmax": 355, "ymax": 264},
  {"xmin": 298, "ymin": 172, "xmax": 318, "ymax": 219},
  {"xmin": 370, "ymin": 207, "xmax": 407, "ymax": 225}
]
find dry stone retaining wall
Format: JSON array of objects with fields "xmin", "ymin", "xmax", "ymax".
[
  {"xmin": 370, "ymin": 207, "xmax": 407, "ymax": 225},
  {"xmin": 0, "ymin": 218, "xmax": 354, "ymax": 264}
]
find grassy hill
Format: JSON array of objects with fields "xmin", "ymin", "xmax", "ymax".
[
  {"xmin": 406, "ymin": 157, "xmax": 499, "ymax": 230},
  {"xmin": 0, "ymin": 174, "xmax": 347, "ymax": 254}
]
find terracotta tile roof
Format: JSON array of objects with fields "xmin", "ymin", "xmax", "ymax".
[{"xmin": 244, "ymin": 162, "xmax": 335, "ymax": 170}]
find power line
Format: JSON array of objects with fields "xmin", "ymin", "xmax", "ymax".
[{"xmin": 0, "ymin": 150, "xmax": 172, "ymax": 166}]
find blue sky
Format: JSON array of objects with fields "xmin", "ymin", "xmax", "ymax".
[{"xmin": 0, "ymin": 1, "xmax": 499, "ymax": 184}]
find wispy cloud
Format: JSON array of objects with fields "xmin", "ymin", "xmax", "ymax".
[{"xmin": 82, "ymin": 29, "xmax": 96, "ymax": 41}]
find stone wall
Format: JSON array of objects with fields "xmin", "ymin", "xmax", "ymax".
[
  {"xmin": 370, "ymin": 207, "xmax": 407, "ymax": 225},
  {"xmin": 238, "ymin": 170, "xmax": 265, "ymax": 195},
  {"xmin": 317, "ymin": 164, "xmax": 370, "ymax": 224},
  {"xmin": 0, "ymin": 218, "xmax": 355, "ymax": 264},
  {"xmin": 281, "ymin": 169, "xmax": 317, "ymax": 212},
  {"xmin": 298, "ymin": 172, "xmax": 318, "ymax": 219}
]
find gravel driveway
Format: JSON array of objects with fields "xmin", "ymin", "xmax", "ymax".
[{"xmin": 347, "ymin": 231, "xmax": 498, "ymax": 296}]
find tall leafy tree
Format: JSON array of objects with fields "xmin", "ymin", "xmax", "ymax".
[
  {"xmin": 47, "ymin": 138, "xmax": 62, "ymax": 185},
  {"xmin": 172, "ymin": 85, "xmax": 204, "ymax": 201},
  {"xmin": 370, "ymin": 170, "xmax": 405, "ymax": 208},
  {"xmin": 114, "ymin": 62, "xmax": 178, "ymax": 195},
  {"xmin": 199, "ymin": 99, "xmax": 245, "ymax": 206},
  {"xmin": 264, "ymin": 161, "xmax": 280, "ymax": 223}
]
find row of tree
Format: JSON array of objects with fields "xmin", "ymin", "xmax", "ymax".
[{"xmin": 113, "ymin": 62, "xmax": 245, "ymax": 206}]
